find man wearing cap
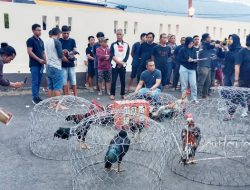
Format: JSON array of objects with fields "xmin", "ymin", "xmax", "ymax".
[
  {"xmin": 59, "ymin": 25, "xmax": 78, "ymax": 96},
  {"xmin": 93, "ymin": 32, "xmax": 106, "ymax": 91},
  {"xmin": 110, "ymin": 29, "xmax": 130, "ymax": 100}
]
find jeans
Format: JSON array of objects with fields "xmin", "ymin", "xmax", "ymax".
[
  {"xmin": 46, "ymin": 65, "xmax": 63, "ymax": 91},
  {"xmin": 137, "ymin": 88, "xmax": 161, "ymax": 101},
  {"xmin": 223, "ymin": 73, "xmax": 234, "ymax": 86},
  {"xmin": 111, "ymin": 67, "xmax": 126, "ymax": 96},
  {"xmin": 62, "ymin": 67, "xmax": 76, "ymax": 85},
  {"xmin": 197, "ymin": 66, "xmax": 211, "ymax": 97},
  {"xmin": 179, "ymin": 65, "xmax": 197, "ymax": 101},
  {"xmin": 30, "ymin": 66, "xmax": 43, "ymax": 99}
]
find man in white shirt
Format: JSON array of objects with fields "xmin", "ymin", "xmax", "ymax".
[{"xmin": 110, "ymin": 29, "xmax": 130, "ymax": 100}]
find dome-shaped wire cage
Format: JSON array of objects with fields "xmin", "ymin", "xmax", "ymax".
[
  {"xmin": 167, "ymin": 95, "xmax": 250, "ymax": 187},
  {"xmin": 30, "ymin": 96, "xmax": 99, "ymax": 160},
  {"xmin": 69, "ymin": 110, "xmax": 169, "ymax": 190}
]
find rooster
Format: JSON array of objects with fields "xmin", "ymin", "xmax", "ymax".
[{"xmin": 104, "ymin": 130, "xmax": 130, "ymax": 173}]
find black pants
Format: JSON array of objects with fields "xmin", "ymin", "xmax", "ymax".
[
  {"xmin": 197, "ymin": 66, "xmax": 211, "ymax": 97},
  {"xmin": 137, "ymin": 64, "xmax": 146, "ymax": 84},
  {"xmin": 172, "ymin": 63, "xmax": 180, "ymax": 88},
  {"xmin": 111, "ymin": 67, "xmax": 126, "ymax": 96}
]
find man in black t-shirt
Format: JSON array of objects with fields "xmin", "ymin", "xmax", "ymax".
[
  {"xmin": 137, "ymin": 32, "xmax": 157, "ymax": 82},
  {"xmin": 26, "ymin": 24, "xmax": 46, "ymax": 104},
  {"xmin": 235, "ymin": 35, "xmax": 250, "ymax": 88},
  {"xmin": 234, "ymin": 34, "xmax": 250, "ymax": 117},
  {"xmin": 152, "ymin": 33, "xmax": 171, "ymax": 88},
  {"xmin": 59, "ymin": 25, "xmax": 77, "ymax": 96},
  {"xmin": 86, "ymin": 36, "xmax": 95, "ymax": 92}
]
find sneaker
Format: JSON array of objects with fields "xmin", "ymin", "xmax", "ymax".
[
  {"xmin": 37, "ymin": 97, "xmax": 43, "ymax": 102},
  {"xmin": 89, "ymin": 89, "xmax": 94, "ymax": 93},
  {"xmin": 32, "ymin": 97, "xmax": 42, "ymax": 105},
  {"xmin": 93, "ymin": 86, "xmax": 97, "ymax": 90},
  {"xmin": 107, "ymin": 91, "xmax": 111, "ymax": 96},
  {"xmin": 98, "ymin": 92, "xmax": 102, "ymax": 96}
]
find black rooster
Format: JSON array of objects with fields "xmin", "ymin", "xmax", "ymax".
[
  {"xmin": 53, "ymin": 120, "xmax": 92, "ymax": 149},
  {"xmin": 104, "ymin": 130, "xmax": 131, "ymax": 173}
]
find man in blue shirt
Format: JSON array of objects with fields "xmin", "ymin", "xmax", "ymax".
[
  {"xmin": 127, "ymin": 33, "xmax": 147, "ymax": 93},
  {"xmin": 60, "ymin": 25, "xmax": 77, "ymax": 96},
  {"xmin": 26, "ymin": 24, "xmax": 46, "ymax": 104},
  {"xmin": 135, "ymin": 59, "xmax": 162, "ymax": 100}
]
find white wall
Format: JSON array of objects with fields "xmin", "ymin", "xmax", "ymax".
[{"xmin": 1, "ymin": 1, "xmax": 250, "ymax": 73}]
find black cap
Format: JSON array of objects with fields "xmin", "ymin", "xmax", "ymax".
[
  {"xmin": 61, "ymin": 25, "xmax": 71, "ymax": 32},
  {"xmin": 51, "ymin": 27, "xmax": 61, "ymax": 36},
  {"xmin": 96, "ymin": 32, "xmax": 105, "ymax": 38}
]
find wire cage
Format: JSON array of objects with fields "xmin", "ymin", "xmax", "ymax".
[
  {"xmin": 30, "ymin": 96, "xmax": 98, "ymax": 160},
  {"xmin": 69, "ymin": 110, "xmax": 170, "ymax": 190},
  {"xmin": 167, "ymin": 97, "xmax": 250, "ymax": 187}
]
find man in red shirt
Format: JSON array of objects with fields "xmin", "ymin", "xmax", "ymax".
[{"xmin": 96, "ymin": 37, "xmax": 111, "ymax": 96}]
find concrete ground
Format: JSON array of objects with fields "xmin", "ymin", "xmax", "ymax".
[{"xmin": 0, "ymin": 88, "xmax": 249, "ymax": 190}]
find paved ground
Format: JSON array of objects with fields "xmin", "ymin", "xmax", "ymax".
[{"xmin": 0, "ymin": 88, "xmax": 249, "ymax": 190}]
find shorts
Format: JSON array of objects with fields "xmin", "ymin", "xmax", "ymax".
[
  {"xmin": 98, "ymin": 70, "xmax": 111, "ymax": 83},
  {"xmin": 131, "ymin": 64, "xmax": 139, "ymax": 79},
  {"xmin": 62, "ymin": 67, "xmax": 77, "ymax": 85},
  {"xmin": 46, "ymin": 65, "xmax": 63, "ymax": 91},
  {"xmin": 88, "ymin": 62, "xmax": 95, "ymax": 77}
]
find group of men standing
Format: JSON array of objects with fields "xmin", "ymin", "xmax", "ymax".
[
  {"xmin": 26, "ymin": 24, "xmax": 77, "ymax": 104},
  {"xmin": 26, "ymin": 23, "xmax": 250, "ymax": 115}
]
